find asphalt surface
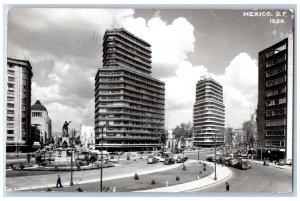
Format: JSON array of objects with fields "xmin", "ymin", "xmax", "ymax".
[{"xmin": 186, "ymin": 149, "xmax": 293, "ymax": 193}]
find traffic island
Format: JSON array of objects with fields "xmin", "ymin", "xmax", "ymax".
[{"xmin": 23, "ymin": 163, "xmax": 214, "ymax": 192}]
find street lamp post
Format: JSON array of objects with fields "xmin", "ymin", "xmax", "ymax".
[
  {"xmin": 70, "ymin": 129, "xmax": 74, "ymax": 186},
  {"xmin": 214, "ymin": 131, "xmax": 217, "ymax": 180},
  {"xmin": 100, "ymin": 121, "xmax": 109, "ymax": 192}
]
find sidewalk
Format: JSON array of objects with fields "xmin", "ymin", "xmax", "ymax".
[
  {"xmin": 137, "ymin": 161, "xmax": 232, "ymax": 192},
  {"xmin": 251, "ymin": 160, "xmax": 292, "ymax": 170}
]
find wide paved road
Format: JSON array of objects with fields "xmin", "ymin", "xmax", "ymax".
[{"xmin": 187, "ymin": 150, "xmax": 292, "ymax": 193}]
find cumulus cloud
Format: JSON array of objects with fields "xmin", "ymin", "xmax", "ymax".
[
  {"xmin": 213, "ymin": 53, "xmax": 258, "ymax": 128},
  {"xmin": 122, "ymin": 16, "xmax": 196, "ymax": 78},
  {"xmin": 7, "ymin": 8, "xmax": 258, "ymax": 132}
]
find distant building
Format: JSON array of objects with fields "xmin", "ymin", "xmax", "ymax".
[
  {"xmin": 257, "ymin": 36, "xmax": 293, "ymax": 161},
  {"xmin": 193, "ymin": 76, "xmax": 225, "ymax": 147},
  {"xmin": 31, "ymin": 100, "xmax": 52, "ymax": 144},
  {"xmin": 6, "ymin": 58, "xmax": 33, "ymax": 152},
  {"xmin": 94, "ymin": 28, "xmax": 165, "ymax": 152},
  {"xmin": 80, "ymin": 125, "xmax": 95, "ymax": 149}
]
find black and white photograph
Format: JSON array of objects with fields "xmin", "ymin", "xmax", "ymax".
[{"xmin": 2, "ymin": 2, "xmax": 296, "ymax": 197}]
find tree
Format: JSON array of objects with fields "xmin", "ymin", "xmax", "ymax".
[
  {"xmin": 172, "ymin": 122, "xmax": 193, "ymax": 150},
  {"xmin": 35, "ymin": 154, "xmax": 42, "ymax": 167},
  {"xmin": 242, "ymin": 120, "xmax": 257, "ymax": 156},
  {"xmin": 89, "ymin": 154, "xmax": 98, "ymax": 166},
  {"xmin": 160, "ymin": 130, "xmax": 168, "ymax": 152},
  {"xmin": 224, "ymin": 127, "xmax": 234, "ymax": 149}
]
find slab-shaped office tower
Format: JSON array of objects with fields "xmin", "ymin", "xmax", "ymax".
[
  {"xmin": 6, "ymin": 58, "xmax": 33, "ymax": 152},
  {"xmin": 257, "ymin": 36, "xmax": 293, "ymax": 161},
  {"xmin": 193, "ymin": 76, "xmax": 225, "ymax": 148},
  {"xmin": 95, "ymin": 28, "xmax": 165, "ymax": 152}
]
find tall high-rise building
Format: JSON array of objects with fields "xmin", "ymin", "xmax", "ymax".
[
  {"xmin": 257, "ymin": 36, "xmax": 293, "ymax": 161},
  {"xmin": 31, "ymin": 100, "xmax": 52, "ymax": 144},
  {"xmin": 95, "ymin": 28, "xmax": 165, "ymax": 152},
  {"xmin": 193, "ymin": 76, "xmax": 225, "ymax": 147},
  {"xmin": 6, "ymin": 58, "xmax": 33, "ymax": 151}
]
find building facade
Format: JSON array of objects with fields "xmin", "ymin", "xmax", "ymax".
[
  {"xmin": 193, "ymin": 76, "xmax": 225, "ymax": 147},
  {"xmin": 31, "ymin": 100, "xmax": 52, "ymax": 144},
  {"xmin": 95, "ymin": 28, "xmax": 165, "ymax": 152},
  {"xmin": 6, "ymin": 58, "xmax": 33, "ymax": 151},
  {"xmin": 257, "ymin": 36, "xmax": 293, "ymax": 161},
  {"xmin": 80, "ymin": 125, "xmax": 95, "ymax": 149}
]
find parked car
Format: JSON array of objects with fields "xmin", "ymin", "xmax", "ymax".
[
  {"xmin": 206, "ymin": 156, "xmax": 213, "ymax": 162},
  {"xmin": 159, "ymin": 156, "xmax": 165, "ymax": 162},
  {"xmin": 277, "ymin": 159, "xmax": 285, "ymax": 166},
  {"xmin": 234, "ymin": 161, "xmax": 248, "ymax": 170},
  {"xmin": 164, "ymin": 156, "xmax": 175, "ymax": 165},
  {"xmin": 147, "ymin": 156, "xmax": 158, "ymax": 164},
  {"xmin": 217, "ymin": 157, "xmax": 228, "ymax": 164}
]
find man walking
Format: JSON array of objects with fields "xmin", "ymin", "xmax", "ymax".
[
  {"xmin": 226, "ymin": 182, "xmax": 230, "ymax": 192},
  {"xmin": 56, "ymin": 175, "xmax": 63, "ymax": 188}
]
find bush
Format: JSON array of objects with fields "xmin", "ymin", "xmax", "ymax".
[
  {"xmin": 176, "ymin": 176, "xmax": 180, "ymax": 181},
  {"xmin": 151, "ymin": 179, "xmax": 156, "ymax": 185},
  {"xmin": 76, "ymin": 187, "xmax": 84, "ymax": 192},
  {"xmin": 182, "ymin": 165, "xmax": 186, "ymax": 170},
  {"xmin": 134, "ymin": 173, "xmax": 139, "ymax": 180},
  {"xmin": 127, "ymin": 156, "xmax": 130, "ymax": 160}
]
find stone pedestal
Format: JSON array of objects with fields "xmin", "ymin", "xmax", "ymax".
[{"xmin": 55, "ymin": 149, "xmax": 74, "ymax": 163}]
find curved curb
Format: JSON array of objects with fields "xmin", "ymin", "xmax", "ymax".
[
  {"xmin": 6, "ymin": 162, "xmax": 183, "ymax": 192},
  {"xmin": 136, "ymin": 162, "xmax": 232, "ymax": 192}
]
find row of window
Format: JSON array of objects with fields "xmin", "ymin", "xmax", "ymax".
[
  {"xmin": 98, "ymin": 102, "xmax": 163, "ymax": 113},
  {"xmin": 266, "ymin": 86, "xmax": 286, "ymax": 97},
  {"xmin": 266, "ymin": 54, "xmax": 286, "ymax": 68},
  {"xmin": 266, "ymin": 64, "xmax": 286, "ymax": 78},
  {"xmin": 105, "ymin": 60, "xmax": 150, "ymax": 75},
  {"xmin": 266, "ymin": 97, "xmax": 286, "ymax": 107},
  {"xmin": 98, "ymin": 108, "xmax": 164, "ymax": 119},
  {"xmin": 266, "ymin": 75, "xmax": 286, "ymax": 87},
  {"xmin": 266, "ymin": 108, "xmax": 286, "ymax": 117},
  {"xmin": 32, "ymin": 112, "xmax": 43, "ymax": 117},
  {"xmin": 99, "ymin": 114, "xmax": 164, "ymax": 123},
  {"xmin": 266, "ymin": 140, "xmax": 285, "ymax": 147},
  {"xmin": 265, "ymin": 44, "xmax": 286, "ymax": 58},
  {"xmin": 266, "ymin": 130, "xmax": 285, "ymax": 136},
  {"xmin": 266, "ymin": 119, "xmax": 286, "ymax": 126}
]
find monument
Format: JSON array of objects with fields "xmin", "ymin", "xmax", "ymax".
[{"xmin": 54, "ymin": 121, "xmax": 74, "ymax": 163}]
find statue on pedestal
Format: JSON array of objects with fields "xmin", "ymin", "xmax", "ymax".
[{"xmin": 62, "ymin": 121, "xmax": 72, "ymax": 137}]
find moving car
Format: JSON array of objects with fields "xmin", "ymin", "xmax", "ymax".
[
  {"xmin": 176, "ymin": 156, "xmax": 188, "ymax": 163},
  {"xmin": 228, "ymin": 158, "xmax": 239, "ymax": 167},
  {"xmin": 164, "ymin": 156, "xmax": 175, "ymax": 165},
  {"xmin": 234, "ymin": 161, "xmax": 248, "ymax": 170}
]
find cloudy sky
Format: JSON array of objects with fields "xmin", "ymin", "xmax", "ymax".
[{"xmin": 7, "ymin": 8, "xmax": 293, "ymax": 132}]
